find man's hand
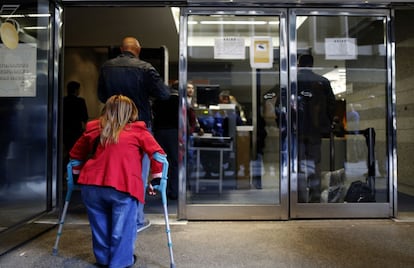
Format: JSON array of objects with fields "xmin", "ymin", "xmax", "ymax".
[
  {"xmin": 147, "ymin": 183, "xmax": 157, "ymax": 196},
  {"xmin": 147, "ymin": 178, "xmax": 161, "ymax": 196}
]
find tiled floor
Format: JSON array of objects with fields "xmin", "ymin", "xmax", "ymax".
[{"xmin": 1, "ymin": 218, "xmax": 414, "ymax": 268}]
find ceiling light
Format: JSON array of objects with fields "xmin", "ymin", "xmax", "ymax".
[
  {"xmin": 200, "ymin": 21, "xmax": 267, "ymax": 25},
  {"xmin": 296, "ymin": 16, "xmax": 308, "ymax": 29},
  {"xmin": 0, "ymin": 14, "xmax": 23, "ymax": 18},
  {"xmin": 170, "ymin": 7, "xmax": 179, "ymax": 34},
  {"xmin": 0, "ymin": 14, "xmax": 50, "ymax": 18},
  {"xmin": 27, "ymin": 14, "xmax": 50, "ymax": 18},
  {"xmin": 23, "ymin": 26, "xmax": 48, "ymax": 30}
]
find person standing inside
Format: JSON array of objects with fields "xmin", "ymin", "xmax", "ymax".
[
  {"xmin": 347, "ymin": 103, "xmax": 361, "ymax": 162},
  {"xmin": 186, "ymin": 82, "xmax": 203, "ymax": 176},
  {"xmin": 186, "ymin": 81, "xmax": 197, "ymax": 109},
  {"xmin": 63, "ymin": 81, "xmax": 88, "ymax": 167},
  {"xmin": 296, "ymin": 54, "xmax": 336, "ymax": 203},
  {"xmin": 70, "ymin": 95, "xmax": 165, "ymax": 267},
  {"xmin": 97, "ymin": 37, "xmax": 170, "ymax": 232},
  {"xmin": 152, "ymin": 81, "xmax": 179, "ymax": 200},
  {"xmin": 186, "ymin": 81, "xmax": 202, "ymax": 135}
]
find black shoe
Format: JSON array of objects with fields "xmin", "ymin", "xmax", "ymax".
[
  {"xmin": 127, "ymin": 254, "xmax": 137, "ymax": 268},
  {"xmin": 94, "ymin": 263, "xmax": 108, "ymax": 268},
  {"xmin": 136, "ymin": 219, "xmax": 151, "ymax": 233}
]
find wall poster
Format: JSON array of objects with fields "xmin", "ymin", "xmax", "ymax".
[
  {"xmin": 250, "ymin": 36, "xmax": 273, "ymax": 69},
  {"xmin": 0, "ymin": 43, "xmax": 37, "ymax": 97}
]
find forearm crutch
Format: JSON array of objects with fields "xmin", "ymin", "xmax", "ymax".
[
  {"xmin": 52, "ymin": 159, "xmax": 82, "ymax": 256},
  {"xmin": 152, "ymin": 152, "xmax": 175, "ymax": 268}
]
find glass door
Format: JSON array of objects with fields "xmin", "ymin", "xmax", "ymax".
[
  {"xmin": 179, "ymin": 8, "xmax": 289, "ymax": 220},
  {"xmin": 179, "ymin": 7, "xmax": 395, "ymax": 220},
  {"xmin": 289, "ymin": 9, "xmax": 395, "ymax": 218}
]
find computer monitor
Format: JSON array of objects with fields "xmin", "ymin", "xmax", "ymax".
[{"xmin": 196, "ymin": 84, "xmax": 220, "ymax": 107}]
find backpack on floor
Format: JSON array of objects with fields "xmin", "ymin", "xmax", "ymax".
[{"xmin": 344, "ymin": 180, "xmax": 375, "ymax": 203}]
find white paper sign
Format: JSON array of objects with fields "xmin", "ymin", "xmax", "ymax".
[
  {"xmin": 325, "ymin": 38, "xmax": 357, "ymax": 60},
  {"xmin": 0, "ymin": 43, "xmax": 37, "ymax": 97},
  {"xmin": 214, "ymin": 37, "xmax": 245, "ymax": 59}
]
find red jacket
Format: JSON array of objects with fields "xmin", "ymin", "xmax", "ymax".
[{"xmin": 69, "ymin": 120, "xmax": 165, "ymax": 203}]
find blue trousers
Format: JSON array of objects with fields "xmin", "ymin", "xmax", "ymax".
[
  {"xmin": 137, "ymin": 127, "xmax": 152, "ymax": 228},
  {"xmin": 137, "ymin": 153, "xmax": 149, "ymax": 228},
  {"xmin": 81, "ymin": 185, "xmax": 140, "ymax": 268}
]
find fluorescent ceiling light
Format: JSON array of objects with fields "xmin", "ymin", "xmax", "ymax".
[
  {"xmin": 200, "ymin": 20, "xmax": 267, "ymax": 25},
  {"xmin": 0, "ymin": 14, "xmax": 24, "ymax": 18},
  {"xmin": 27, "ymin": 14, "xmax": 50, "ymax": 18},
  {"xmin": 0, "ymin": 13, "xmax": 50, "ymax": 18},
  {"xmin": 296, "ymin": 16, "xmax": 308, "ymax": 29},
  {"xmin": 23, "ymin": 26, "xmax": 48, "ymax": 30},
  {"xmin": 170, "ymin": 7, "xmax": 179, "ymax": 34},
  {"xmin": 190, "ymin": 20, "xmax": 276, "ymax": 25}
]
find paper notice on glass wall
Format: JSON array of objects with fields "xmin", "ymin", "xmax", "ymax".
[
  {"xmin": 325, "ymin": 38, "xmax": 357, "ymax": 60},
  {"xmin": 250, "ymin": 37, "xmax": 273, "ymax": 69},
  {"xmin": 0, "ymin": 43, "xmax": 37, "ymax": 97},
  {"xmin": 214, "ymin": 37, "xmax": 245, "ymax": 59}
]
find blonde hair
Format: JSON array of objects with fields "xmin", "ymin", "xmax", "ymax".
[{"xmin": 99, "ymin": 95, "xmax": 138, "ymax": 145}]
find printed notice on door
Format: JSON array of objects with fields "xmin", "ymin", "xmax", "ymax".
[
  {"xmin": 325, "ymin": 38, "xmax": 357, "ymax": 60},
  {"xmin": 0, "ymin": 43, "xmax": 37, "ymax": 97},
  {"xmin": 250, "ymin": 37, "xmax": 273, "ymax": 69},
  {"xmin": 214, "ymin": 37, "xmax": 245, "ymax": 59}
]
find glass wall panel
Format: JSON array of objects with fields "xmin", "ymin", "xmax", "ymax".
[
  {"xmin": 185, "ymin": 14, "xmax": 281, "ymax": 205},
  {"xmin": 0, "ymin": 1, "xmax": 51, "ymax": 231}
]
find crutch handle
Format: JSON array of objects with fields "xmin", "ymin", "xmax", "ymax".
[{"xmin": 152, "ymin": 153, "xmax": 169, "ymax": 205}]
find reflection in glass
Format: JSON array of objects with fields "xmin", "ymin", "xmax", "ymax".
[
  {"xmin": 186, "ymin": 15, "xmax": 280, "ymax": 205},
  {"xmin": 295, "ymin": 15, "xmax": 388, "ymax": 204},
  {"xmin": 0, "ymin": 2, "xmax": 50, "ymax": 231}
]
